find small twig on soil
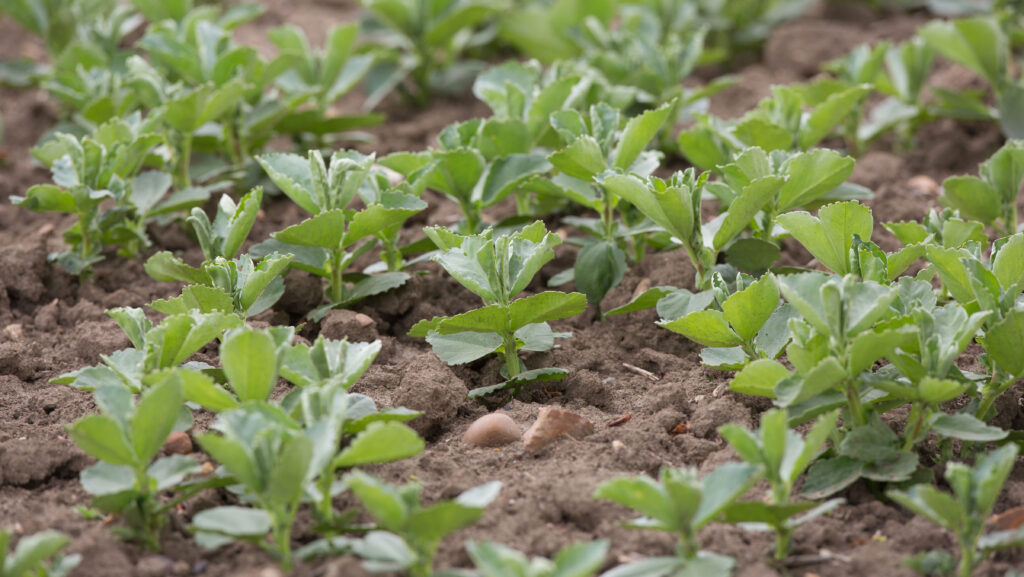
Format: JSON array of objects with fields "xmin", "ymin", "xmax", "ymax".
[
  {"xmin": 784, "ymin": 550, "xmax": 852, "ymax": 568},
  {"xmin": 622, "ymin": 362, "xmax": 659, "ymax": 381},
  {"xmin": 607, "ymin": 413, "xmax": 632, "ymax": 427},
  {"xmin": 712, "ymin": 382, "xmax": 728, "ymax": 397}
]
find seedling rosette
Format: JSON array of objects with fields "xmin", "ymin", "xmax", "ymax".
[
  {"xmin": 252, "ymin": 149, "xmax": 426, "ymax": 319},
  {"xmin": 409, "ymin": 222, "xmax": 586, "ymax": 400}
]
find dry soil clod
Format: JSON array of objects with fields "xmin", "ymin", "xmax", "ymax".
[
  {"xmin": 522, "ymin": 407, "xmax": 595, "ymax": 453},
  {"xmin": 463, "ymin": 413, "xmax": 522, "ymax": 447}
]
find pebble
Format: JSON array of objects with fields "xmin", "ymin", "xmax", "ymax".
[
  {"xmin": 907, "ymin": 175, "xmax": 939, "ymax": 196},
  {"xmin": 464, "ymin": 413, "xmax": 521, "ymax": 447},
  {"xmin": 523, "ymin": 407, "xmax": 595, "ymax": 453},
  {"xmin": 163, "ymin": 431, "xmax": 193, "ymax": 455}
]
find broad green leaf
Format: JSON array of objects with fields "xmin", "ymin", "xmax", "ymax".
[
  {"xmin": 940, "ymin": 176, "xmax": 1001, "ymax": 225},
  {"xmin": 333, "ymin": 423, "xmax": 425, "ymax": 467},
  {"xmin": 574, "ymin": 240, "xmax": 626, "ymax": 309},
  {"xmin": 613, "ymin": 101, "xmax": 673, "ymax": 170},
  {"xmin": 144, "ymin": 251, "xmax": 208, "ymax": 284},
  {"xmin": 68, "ymin": 415, "xmax": 136, "ymax": 466},
  {"xmin": 659, "ymin": 310, "xmax": 742, "ymax": 348},
  {"xmin": 178, "ymin": 369, "xmax": 239, "ymax": 412},
  {"xmin": 919, "ymin": 17, "xmax": 1006, "ymax": 86},
  {"xmin": 694, "ymin": 463, "xmax": 760, "ymax": 528},
  {"xmin": 195, "ymin": 432, "xmax": 261, "ymax": 490},
  {"xmin": 132, "ymin": 376, "xmax": 184, "ymax": 464},
  {"xmin": 713, "ymin": 176, "xmax": 784, "ymax": 251},
  {"xmin": 798, "ymin": 85, "xmax": 870, "ymax": 149},
  {"xmin": 929, "ymin": 413, "xmax": 1007, "ymax": 441},
  {"xmin": 774, "ymin": 356, "xmax": 846, "ymax": 407},
  {"xmin": 722, "ymin": 274, "xmax": 778, "ymax": 343},
  {"xmin": 802, "ymin": 456, "xmax": 864, "ymax": 499},
  {"xmin": 729, "ymin": 359, "xmax": 790, "ymax": 397},
  {"xmin": 983, "ymin": 310, "xmax": 1024, "ymax": 377},
  {"xmin": 11, "ymin": 184, "xmax": 76, "ymax": 213},
  {"xmin": 777, "ymin": 150, "xmax": 856, "ymax": 211},
  {"xmin": 509, "ymin": 291, "xmax": 586, "ymax": 331},
  {"xmin": 887, "ymin": 486, "xmax": 963, "ymax": 531},
  {"xmin": 426, "ymin": 331, "xmax": 503, "ymax": 365},
  {"xmin": 274, "ymin": 210, "xmax": 346, "ymax": 249},
  {"xmin": 149, "ymin": 285, "xmax": 234, "ymax": 316},
  {"xmin": 548, "ymin": 136, "xmax": 606, "ymax": 181},
  {"xmin": 606, "ymin": 286, "xmax": 677, "ymax": 316},
  {"xmin": 411, "ymin": 305, "xmax": 506, "ymax": 337},
  {"xmin": 193, "ymin": 506, "xmax": 272, "ymax": 537},
  {"xmin": 3, "ymin": 530, "xmax": 71, "ymax": 577},
  {"xmin": 266, "ymin": 434, "xmax": 313, "ymax": 506},
  {"xmin": 992, "ymin": 233, "xmax": 1024, "ymax": 291},
  {"xmin": 777, "ymin": 201, "xmax": 873, "ymax": 276},
  {"xmin": 593, "ymin": 476, "xmax": 672, "ymax": 525},
  {"xmin": 256, "ymin": 153, "xmax": 319, "ymax": 214},
  {"xmin": 221, "ymin": 328, "xmax": 279, "ymax": 403}
]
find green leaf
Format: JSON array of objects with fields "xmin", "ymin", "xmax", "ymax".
[
  {"xmin": 694, "ymin": 463, "xmax": 760, "ymax": 528},
  {"xmin": 992, "ymin": 233, "xmax": 1024, "ymax": 291},
  {"xmin": 68, "ymin": 415, "xmax": 136, "ymax": 467},
  {"xmin": 144, "ymin": 251, "xmax": 208, "ymax": 284},
  {"xmin": 509, "ymin": 291, "xmax": 586, "ymax": 331},
  {"xmin": 342, "ymin": 272, "xmax": 410, "ymax": 305},
  {"xmin": 11, "ymin": 184, "xmax": 76, "ymax": 213},
  {"xmin": 426, "ymin": 331, "xmax": 504, "ymax": 365},
  {"xmin": 266, "ymin": 434, "xmax": 313, "ymax": 506},
  {"xmin": 132, "ymin": 375, "xmax": 184, "ymax": 464},
  {"xmin": 887, "ymin": 485, "xmax": 963, "ymax": 531},
  {"xmin": 774, "ymin": 356, "xmax": 846, "ymax": 407},
  {"xmin": 411, "ymin": 305, "xmax": 507, "ymax": 338},
  {"xmin": 777, "ymin": 150, "xmax": 856, "ymax": 211},
  {"xmin": 659, "ymin": 310, "xmax": 742, "ymax": 348},
  {"xmin": 149, "ymin": 285, "xmax": 235, "ymax": 316},
  {"xmin": 593, "ymin": 476, "xmax": 672, "ymax": 525},
  {"xmin": 221, "ymin": 328, "xmax": 279, "ymax": 403},
  {"xmin": 548, "ymin": 136, "xmax": 607, "ymax": 181},
  {"xmin": 606, "ymin": 286, "xmax": 678, "ymax": 316},
  {"xmin": 333, "ymin": 423, "xmax": 425, "ymax": 468},
  {"xmin": 4, "ymin": 530, "xmax": 71, "ymax": 577},
  {"xmin": 193, "ymin": 506, "xmax": 273, "ymax": 537},
  {"xmin": 984, "ymin": 310, "xmax": 1024, "ymax": 377},
  {"xmin": 722, "ymin": 274, "xmax": 778, "ymax": 343},
  {"xmin": 940, "ymin": 176, "xmax": 1001, "ymax": 225},
  {"xmin": 801, "ymin": 457, "xmax": 865, "ymax": 499},
  {"xmin": 343, "ymin": 471, "xmax": 409, "ymax": 531},
  {"xmin": 729, "ymin": 359, "xmax": 790, "ymax": 397},
  {"xmin": 777, "ymin": 201, "xmax": 873, "ymax": 275},
  {"xmin": 613, "ymin": 101, "xmax": 673, "ymax": 170},
  {"xmin": 195, "ymin": 432, "xmax": 261, "ymax": 490},
  {"xmin": 178, "ymin": 368, "xmax": 239, "ymax": 412},
  {"xmin": 798, "ymin": 85, "xmax": 870, "ymax": 149},
  {"xmin": 550, "ymin": 540, "xmax": 610, "ymax": 577},
  {"xmin": 274, "ymin": 210, "xmax": 346, "ymax": 249},
  {"xmin": 257, "ymin": 153, "xmax": 319, "ymax": 214},
  {"xmin": 574, "ymin": 240, "xmax": 626, "ymax": 309},
  {"xmin": 713, "ymin": 176, "xmax": 784, "ymax": 250},
  {"xmin": 919, "ymin": 17, "xmax": 1006, "ymax": 86},
  {"xmin": 929, "ymin": 413, "xmax": 1007, "ymax": 441}
]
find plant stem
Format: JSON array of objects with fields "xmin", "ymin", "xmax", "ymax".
[
  {"xmin": 977, "ymin": 371, "xmax": 1009, "ymax": 422},
  {"xmin": 179, "ymin": 133, "xmax": 193, "ymax": 190},
  {"xmin": 957, "ymin": 543, "xmax": 975, "ymax": 577},
  {"xmin": 503, "ymin": 333, "xmax": 521, "ymax": 379},
  {"xmin": 272, "ymin": 512, "xmax": 294, "ymax": 572},
  {"xmin": 330, "ymin": 249, "xmax": 345, "ymax": 304},
  {"xmin": 774, "ymin": 527, "xmax": 791, "ymax": 561},
  {"xmin": 902, "ymin": 403, "xmax": 926, "ymax": 452},
  {"xmin": 844, "ymin": 379, "xmax": 867, "ymax": 427}
]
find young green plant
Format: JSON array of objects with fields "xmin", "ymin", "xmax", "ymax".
[
  {"xmin": 342, "ymin": 472, "xmax": 502, "ymax": 577},
  {"xmin": 0, "ymin": 528, "xmax": 80, "ymax": 577},
  {"xmin": 594, "ymin": 463, "xmax": 759, "ymax": 577},
  {"xmin": 253, "ymin": 149, "xmax": 426, "ymax": 318},
  {"xmin": 887, "ymin": 444, "xmax": 1024, "ymax": 577},
  {"xmin": 66, "ymin": 373, "xmax": 210, "ymax": 551},
  {"xmin": 409, "ymin": 222, "xmax": 586, "ymax": 399},
  {"xmin": 719, "ymin": 409, "xmax": 843, "ymax": 561}
]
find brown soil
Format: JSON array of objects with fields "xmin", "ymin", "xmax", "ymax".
[{"xmin": 1, "ymin": 2, "xmax": 1021, "ymax": 577}]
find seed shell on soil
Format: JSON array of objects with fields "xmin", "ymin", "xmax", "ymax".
[{"xmin": 463, "ymin": 412, "xmax": 522, "ymax": 447}]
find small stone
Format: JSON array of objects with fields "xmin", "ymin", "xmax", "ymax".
[
  {"xmin": 523, "ymin": 407, "xmax": 594, "ymax": 453},
  {"xmin": 907, "ymin": 175, "xmax": 939, "ymax": 196},
  {"xmin": 163, "ymin": 431, "xmax": 192, "ymax": 455},
  {"xmin": 137, "ymin": 555, "xmax": 175, "ymax": 577},
  {"xmin": 464, "ymin": 413, "xmax": 521, "ymax": 447},
  {"xmin": 354, "ymin": 313, "xmax": 375, "ymax": 327},
  {"xmin": 611, "ymin": 439, "xmax": 626, "ymax": 451},
  {"xmin": 3, "ymin": 324, "xmax": 23, "ymax": 341},
  {"xmin": 172, "ymin": 561, "xmax": 190, "ymax": 575}
]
